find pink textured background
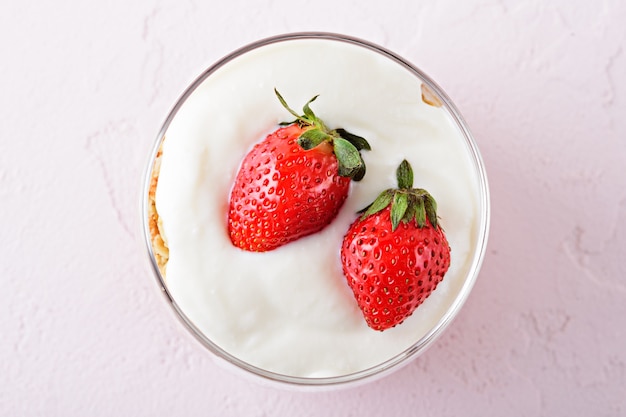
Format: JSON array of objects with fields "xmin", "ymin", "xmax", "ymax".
[{"xmin": 2, "ymin": 0, "xmax": 625, "ymax": 415}]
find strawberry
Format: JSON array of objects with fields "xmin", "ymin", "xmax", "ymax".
[
  {"xmin": 228, "ymin": 89, "xmax": 370, "ymax": 252},
  {"xmin": 340, "ymin": 160, "xmax": 451, "ymax": 331}
]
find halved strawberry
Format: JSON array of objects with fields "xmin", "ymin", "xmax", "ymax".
[
  {"xmin": 228, "ymin": 89, "xmax": 370, "ymax": 252},
  {"xmin": 340, "ymin": 160, "xmax": 451, "ymax": 331}
]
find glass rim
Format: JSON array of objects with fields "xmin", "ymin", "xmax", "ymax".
[{"xmin": 141, "ymin": 31, "xmax": 491, "ymax": 388}]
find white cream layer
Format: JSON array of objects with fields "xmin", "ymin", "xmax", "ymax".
[{"xmin": 156, "ymin": 38, "xmax": 481, "ymax": 377}]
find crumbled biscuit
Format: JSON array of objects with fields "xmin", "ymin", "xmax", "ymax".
[{"xmin": 148, "ymin": 143, "xmax": 169, "ymax": 276}]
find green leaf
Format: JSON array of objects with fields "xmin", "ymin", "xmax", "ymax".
[
  {"xmin": 403, "ymin": 194, "xmax": 417, "ymax": 224},
  {"xmin": 361, "ymin": 190, "xmax": 394, "ymax": 218},
  {"xmin": 302, "ymin": 95, "xmax": 320, "ymax": 122},
  {"xmin": 391, "ymin": 193, "xmax": 409, "ymax": 231},
  {"xmin": 335, "ymin": 128, "xmax": 371, "ymax": 151},
  {"xmin": 274, "ymin": 88, "xmax": 301, "ymax": 120},
  {"xmin": 396, "ymin": 159, "xmax": 414, "ymax": 189},
  {"xmin": 423, "ymin": 192, "xmax": 438, "ymax": 228},
  {"xmin": 298, "ymin": 128, "xmax": 331, "ymax": 150},
  {"xmin": 334, "ymin": 137, "xmax": 364, "ymax": 178},
  {"xmin": 352, "ymin": 159, "xmax": 366, "ymax": 182},
  {"xmin": 414, "ymin": 196, "xmax": 426, "ymax": 228}
]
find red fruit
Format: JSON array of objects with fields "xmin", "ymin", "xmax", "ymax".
[
  {"xmin": 340, "ymin": 160, "xmax": 451, "ymax": 331},
  {"xmin": 228, "ymin": 89, "xmax": 370, "ymax": 252}
]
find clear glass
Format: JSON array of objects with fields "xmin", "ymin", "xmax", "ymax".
[{"xmin": 141, "ymin": 32, "xmax": 490, "ymax": 389}]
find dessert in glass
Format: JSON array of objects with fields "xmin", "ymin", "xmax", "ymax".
[{"xmin": 142, "ymin": 32, "xmax": 490, "ymax": 388}]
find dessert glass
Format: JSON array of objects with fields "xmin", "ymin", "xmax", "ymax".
[{"xmin": 141, "ymin": 32, "xmax": 490, "ymax": 389}]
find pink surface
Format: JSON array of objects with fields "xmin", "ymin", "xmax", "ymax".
[{"xmin": 2, "ymin": 0, "xmax": 625, "ymax": 415}]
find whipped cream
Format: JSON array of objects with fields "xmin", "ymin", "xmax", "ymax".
[{"xmin": 155, "ymin": 38, "xmax": 482, "ymax": 378}]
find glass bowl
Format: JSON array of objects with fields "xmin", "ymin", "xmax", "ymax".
[{"xmin": 141, "ymin": 32, "xmax": 490, "ymax": 389}]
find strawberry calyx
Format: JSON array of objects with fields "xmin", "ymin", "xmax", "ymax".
[
  {"xmin": 274, "ymin": 88, "xmax": 370, "ymax": 181},
  {"xmin": 359, "ymin": 159, "xmax": 439, "ymax": 231}
]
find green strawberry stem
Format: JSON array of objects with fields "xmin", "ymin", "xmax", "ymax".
[
  {"xmin": 360, "ymin": 159, "xmax": 439, "ymax": 231},
  {"xmin": 274, "ymin": 88, "xmax": 370, "ymax": 181}
]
